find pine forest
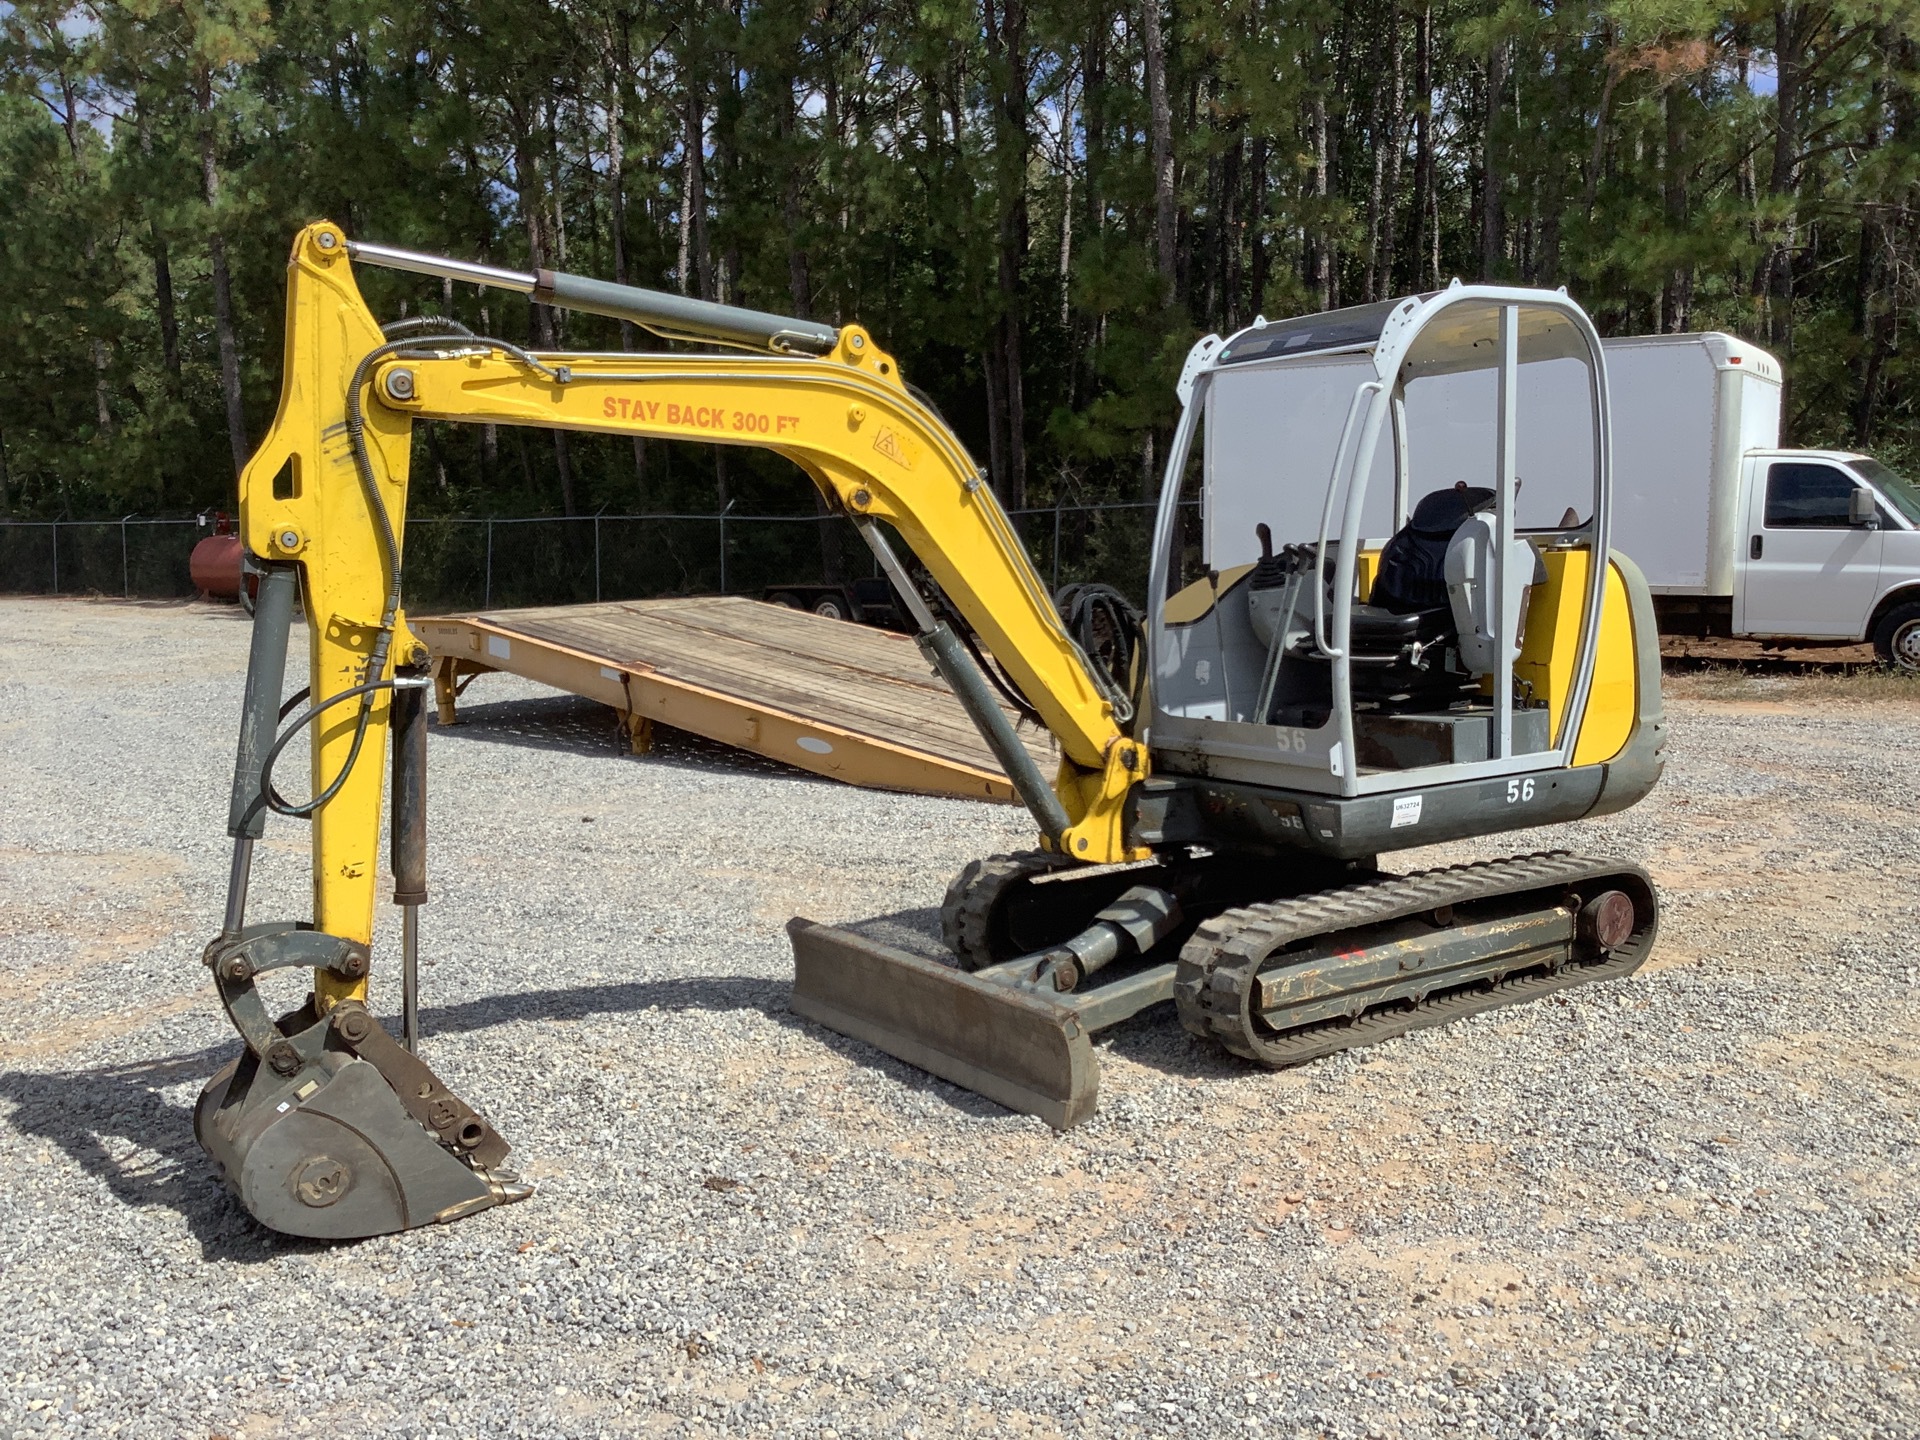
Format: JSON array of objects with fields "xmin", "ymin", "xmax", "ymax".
[{"xmin": 3, "ymin": 0, "xmax": 1918, "ymax": 528}]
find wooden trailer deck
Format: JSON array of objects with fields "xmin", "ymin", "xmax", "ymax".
[{"xmin": 413, "ymin": 597, "xmax": 1055, "ymax": 802}]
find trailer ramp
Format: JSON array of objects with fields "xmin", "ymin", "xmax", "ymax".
[{"xmin": 413, "ymin": 597, "xmax": 1054, "ymax": 802}]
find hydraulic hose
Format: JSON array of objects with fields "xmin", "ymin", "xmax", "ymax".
[{"xmin": 259, "ymin": 323, "xmax": 476, "ymax": 819}]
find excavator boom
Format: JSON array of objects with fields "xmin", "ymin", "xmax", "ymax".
[{"xmin": 198, "ymin": 223, "xmax": 1146, "ymax": 1236}]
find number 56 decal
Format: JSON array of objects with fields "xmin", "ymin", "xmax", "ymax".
[{"xmin": 1505, "ymin": 777, "xmax": 1537, "ymax": 804}]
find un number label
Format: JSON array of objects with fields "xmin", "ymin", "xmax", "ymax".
[{"xmin": 1505, "ymin": 777, "xmax": 1537, "ymax": 804}]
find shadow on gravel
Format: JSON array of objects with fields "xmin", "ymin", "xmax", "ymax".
[
  {"xmin": 0, "ymin": 1047, "xmax": 331, "ymax": 1264},
  {"xmin": 0, "ymin": 918, "xmax": 1234, "ymax": 1258},
  {"xmin": 429, "ymin": 691, "xmax": 823, "ymax": 786}
]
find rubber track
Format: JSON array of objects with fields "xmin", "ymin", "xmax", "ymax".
[
  {"xmin": 939, "ymin": 851, "xmax": 1064, "ymax": 972},
  {"xmin": 1173, "ymin": 851, "xmax": 1658, "ymax": 1067}
]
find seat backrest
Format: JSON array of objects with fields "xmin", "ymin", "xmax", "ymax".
[
  {"xmin": 1369, "ymin": 484, "xmax": 1495, "ymax": 615},
  {"xmin": 1445, "ymin": 514, "xmax": 1544, "ymax": 675}
]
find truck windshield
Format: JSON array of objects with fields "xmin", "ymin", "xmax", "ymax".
[{"xmin": 1852, "ymin": 457, "xmax": 1920, "ymax": 526}]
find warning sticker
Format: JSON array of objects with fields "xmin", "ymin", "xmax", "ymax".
[
  {"xmin": 872, "ymin": 425, "xmax": 917, "ymax": 468},
  {"xmin": 1391, "ymin": 794, "xmax": 1423, "ymax": 828}
]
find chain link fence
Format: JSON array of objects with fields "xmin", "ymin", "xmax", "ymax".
[
  {"xmin": 1, "ymin": 501, "xmax": 1195, "ymax": 612},
  {"xmin": 0, "ymin": 517, "xmax": 211, "ymax": 599}
]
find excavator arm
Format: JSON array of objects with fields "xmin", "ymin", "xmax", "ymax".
[{"xmin": 198, "ymin": 222, "xmax": 1148, "ymax": 1237}]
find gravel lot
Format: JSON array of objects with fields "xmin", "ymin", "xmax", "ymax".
[{"xmin": 2, "ymin": 596, "xmax": 1917, "ymax": 1440}]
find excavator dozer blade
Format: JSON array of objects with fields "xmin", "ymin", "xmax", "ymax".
[{"xmin": 787, "ymin": 918, "xmax": 1098, "ymax": 1129}]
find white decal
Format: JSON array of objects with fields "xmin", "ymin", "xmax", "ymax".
[
  {"xmin": 599, "ymin": 665, "xmax": 622, "ymax": 681},
  {"xmin": 1195, "ymin": 660, "xmax": 1211, "ymax": 685},
  {"xmin": 1329, "ymin": 742, "xmax": 1345, "ymax": 777},
  {"xmin": 486, "ymin": 635, "xmax": 512, "ymax": 659},
  {"xmin": 1391, "ymin": 795, "xmax": 1423, "ymax": 828},
  {"xmin": 796, "ymin": 736, "xmax": 834, "ymax": 755}
]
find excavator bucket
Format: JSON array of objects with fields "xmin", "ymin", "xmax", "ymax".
[
  {"xmin": 787, "ymin": 919, "xmax": 1099, "ymax": 1129},
  {"xmin": 195, "ymin": 1046, "xmax": 507, "ymax": 1239}
]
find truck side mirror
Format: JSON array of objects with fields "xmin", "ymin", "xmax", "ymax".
[{"xmin": 1850, "ymin": 488, "xmax": 1880, "ymax": 528}]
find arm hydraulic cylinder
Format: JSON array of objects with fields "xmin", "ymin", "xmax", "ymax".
[
  {"xmin": 389, "ymin": 668, "xmax": 430, "ymax": 1051},
  {"xmin": 221, "ymin": 564, "xmax": 299, "ymax": 937}
]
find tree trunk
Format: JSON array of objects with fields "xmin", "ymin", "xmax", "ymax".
[
  {"xmin": 513, "ymin": 107, "xmax": 575, "ymax": 515},
  {"xmin": 137, "ymin": 107, "xmax": 182, "ymax": 391},
  {"xmin": 1663, "ymin": 83, "xmax": 1692, "ymax": 331},
  {"xmin": 198, "ymin": 72, "xmax": 248, "ymax": 476},
  {"xmin": 59, "ymin": 66, "xmax": 113, "ymax": 437},
  {"xmin": 1311, "ymin": 92, "xmax": 1332, "ymax": 308},
  {"xmin": 986, "ymin": 0, "xmax": 1030, "ymax": 510},
  {"xmin": 1141, "ymin": 0, "xmax": 1177, "ymax": 296},
  {"xmin": 1059, "ymin": 123, "xmax": 1074, "ymax": 328},
  {"xmin": 1248, "ymin": 136, "xmax": 1270, "ymax": 315},
  {"xmin": 1758, "ymin": 5, "xmax": 1808, "ymax": 358},
  {"xmin": 780, "ymin": 81, "xmax": 812, "ymax": 318},
  {"xmin": 1412, "ymin": 1, "xmax": 1434, "ymax": 287},
  {"xmin": 1853, "ymin": 34, "xmax": 1895, "ymax": 443},
  {"xmin": 1222, "ymin": 134, "xmax": 1243, "ymax": 329},
  {"xmin": 1363, "ymin": 21, "xmax": 1388, "ymax": 303},
  {"xmin": 602, "ymin": 23, "xmax": 646, "ymax": 490},
  {"xmin": 1376, "ymin": 2, "xmax": 1404, "ymax": 298},
  {"xmin": 1479, "ymin": 39, "xmax": 1508, "ymax": 279},
  {"xmin": 680, "ymin": 86, "xmax": 710, "ymax": 299}
]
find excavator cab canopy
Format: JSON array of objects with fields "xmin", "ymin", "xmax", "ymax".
[{"xmin": 1143, "ymin": 285, "xmax": 1634, "ymax": 829}]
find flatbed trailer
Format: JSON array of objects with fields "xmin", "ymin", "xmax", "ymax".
[{"xmin": 413, "ymin": 596, "xmax": 1055, "ymax": 802}]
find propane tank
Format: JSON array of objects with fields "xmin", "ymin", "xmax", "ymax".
[{"xmin": 190, "ymin": 512, "xmax": 246, "ymax": 600}]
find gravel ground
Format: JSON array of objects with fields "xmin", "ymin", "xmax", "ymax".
[{"xmin": 2, "ymin": 595, "xmax": 1917, "ymax": 1440}]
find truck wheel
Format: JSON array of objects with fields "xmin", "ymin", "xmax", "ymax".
[
  {"xmin": 1871, "ymin": 600, "xmax": 1920, "ymax": 672},
  {"xmin": 767, "ymin": 591, "xmax": 802, "ymax": 609},
  {"xmin": 812, "ymin": 595, "xmax": 849, "ymax": 622}
]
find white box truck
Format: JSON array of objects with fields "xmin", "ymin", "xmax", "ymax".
[
  {"xmin": 1209, "ymin": 329, "xmax": 1920, "ymax": 667},
  {"xmin": 1594, "ymin": 333, "xmax": 1920, "ymax": 667}
]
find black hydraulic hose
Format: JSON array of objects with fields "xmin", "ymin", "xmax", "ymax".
[
  {"xmin": 382, "ymin": 316, "xmax": 476, "ymax": 339},
  {"xmin": 1056, "ymin": 582, "xmax": 1145, "ymax": 726},
  {"xmin": 258, "ymin": 678, "xmax": 407, "ymax": 819},
  {"xmin": 925, "ymin": 584, "xmax": 1043, "ymax": 727},
  {"xmin": 258, "ymin": 328, "xmax": 475, "ymax": 821}
]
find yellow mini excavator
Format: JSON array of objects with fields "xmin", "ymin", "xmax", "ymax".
[{"xmin": 197, "ymin": 223, "xmax": 1663, "ymax": 1238}]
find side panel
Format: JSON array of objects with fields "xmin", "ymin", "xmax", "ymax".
[
  {"xmin": 1570, "ymin": 558, "xmax": 1640, "ymax": 767},
  {"xmin": 1739, "ymin": 370, "xmax": 1784, "ymax": 452},
  {"xmin": 1513, "ymin": 547, "xmax": 1590, "ymax": 748}
]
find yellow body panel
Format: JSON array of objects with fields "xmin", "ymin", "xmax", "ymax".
[
  {"xmin": 237, "ymin": 222, "xmax": 1143, "ymax": 1000},
  {"xmin": 1514, "ymin": 547, "xmax": 1638, "ymax": 764},
  {"xmin": 1570, "ymin": 559, "xmax": 1639, "ymax": 767}
]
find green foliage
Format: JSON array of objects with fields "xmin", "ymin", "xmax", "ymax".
[{"xmin": 3, "ymin": 0, "xmax": 1920, "ymax": 520}]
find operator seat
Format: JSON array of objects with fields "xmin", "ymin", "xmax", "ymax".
[
  {"xmin": 1339, "ymin": 483, "xmax": 1498, "ymax": 704},
  {"xmin": 1276, "ymin": 482, "xmax": 1547, "ymax": 710}
]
